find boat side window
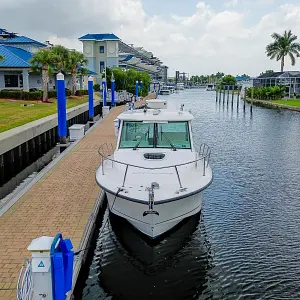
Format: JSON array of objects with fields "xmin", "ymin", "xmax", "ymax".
[
  {"xmin": 119, "ymin": 121, "xmax": 155, "ymax": 148},
  {"xmin": 156, "ymin": 122, "xmax": 191, "ymax": 149}
]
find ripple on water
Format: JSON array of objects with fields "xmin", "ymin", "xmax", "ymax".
[{"xmin": 76, "ymin": 90, "xmax": 300, "ymax": 300}]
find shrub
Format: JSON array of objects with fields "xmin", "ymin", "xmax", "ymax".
[
  {"xmin": 75, "ymin": 89, "xmax": 88, "ymax": 96},
  {"xmin": 0, "ymin": 90, "xmax": 42, "ymax": 100},
  {"xmin": 48, "ymin": 91, "xmax": 57, "ymax": 98},
  {"xmin": 246, "ymin": 86, "xmax": 285, "ymax": 100},
  {"xmin": 93, "ymin": 84, "xmax": 100, "ymax": 92}
]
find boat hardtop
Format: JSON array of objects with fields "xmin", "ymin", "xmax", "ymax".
[{"xmin": 117, "ymin": 108, "xmax": 194, "ymax": 122}]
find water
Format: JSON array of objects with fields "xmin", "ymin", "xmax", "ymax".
[{"xmin": 76, "ymin": 90, "xmax": 300, "ymax": 300}]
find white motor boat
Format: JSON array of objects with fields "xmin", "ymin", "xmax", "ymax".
[
  {"xmin": 96, "ymin": 100, "xmax": 212, "ymax": 238},
  {"xmin": 206, "ymin": 84, "xmax": 216, "ymax": 91},
  {"xmin": 159, "ymin": 89, "xmax": 171, "ymax": 95}
]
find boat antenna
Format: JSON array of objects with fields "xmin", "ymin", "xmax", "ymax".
[{"xmin": 144, "ymin": 102, "xmax": 148, "ymax": 114}]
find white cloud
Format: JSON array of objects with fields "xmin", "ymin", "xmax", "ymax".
[
  {"xmin": 225, "ymin": 0, "xmax": 239, "ymax": 7},
  {"xmin": 1, "ymin": 0, "xmax": 300, "ymax": 76}
]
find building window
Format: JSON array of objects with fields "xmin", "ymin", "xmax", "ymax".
[
  {"xmin": 100, "ymin": 61, "xmax": 105, "ymax": 73},
  {"xmin": 4, "ymin": 75, "xmax": 19, "ymax": 88},
  {"xmin": 99, "ymin": 46, "xmax": 104, "ymax": 53}
]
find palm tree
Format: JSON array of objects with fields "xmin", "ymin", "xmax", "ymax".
[
  {"xmin": 266, "ymin": 30, "xmax": 300, "ymax": 72},
  {"xmin": 51, "ymin": 45, "xmax": 69, "ymax": 72},
  {"xmin": 31, "ymin": 49, "xmax": 57, "ymax": 102},
  {"xmin": 66, "ymin": 50, "xmax": 88, "ymax": 95}
]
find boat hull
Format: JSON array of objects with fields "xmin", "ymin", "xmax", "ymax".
[{"xmin": 106, "ymin": 191, "xmax": 203, "ymax": 238}]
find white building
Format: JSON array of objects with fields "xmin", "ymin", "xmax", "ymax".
[{"xmin": 79, "ymin": 33, "xmax": 168, "ymax": 83}]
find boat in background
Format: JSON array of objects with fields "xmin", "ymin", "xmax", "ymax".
[{"xmin": 206, "ymin": 84, "xmax": 216, "ymax": 91}]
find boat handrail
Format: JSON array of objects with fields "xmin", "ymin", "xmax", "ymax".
[{"xmin": 98, "ymin": 142, "xmax": 211, "ymax": 188}]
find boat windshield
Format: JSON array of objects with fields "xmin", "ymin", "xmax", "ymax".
[{"xmin": 119, "ymin": 121, "xmax": 191, "ymax": 149}]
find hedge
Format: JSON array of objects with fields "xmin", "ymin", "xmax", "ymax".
[
  {"xmin": 93, "ymin": 84, "xmax": 100, "ymax": 92},
  {"xmin": 75, "ymin": 89, "xmax": 88, "ymax": 96},
  {"xmin": 0, "ymin": 89, "xmax": 71, "ymax": 100},
  {"xmin": 0, "ymin": 90, "xmax": 42, "ymax": 100}
]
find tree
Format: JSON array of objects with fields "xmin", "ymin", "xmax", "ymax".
[
  {"xmin": 51, "ymin": 45, "xmax": 69, "ymax": 72},
  {"xmin": 31, "ymin": 49, "xmax": 57, "ymax": 102},
  {"xmin": 0, "ymin": 54, "xmax": 4, "ymax": 62},
  {"xmin": 66, "ymin": 50, "xmax": 88, "ymax": 95},
  {"xmin": 217, "ymin": 75, "xmax": 237, "ymax": 88},
  {"xmin": 266, "ymin": 30, "xmax": 300, "ymax": 72},
  {"xmin": 241, "ymin": 74, "xmax": 251, "ymax": 79},
  {"xmin": 260, "ymin": 70, "xmax": 274, "ymax": 76}
]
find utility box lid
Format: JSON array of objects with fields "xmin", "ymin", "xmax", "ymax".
[
  {"xmin": 69, "ymin": 124, "xmax": 85, "ymax": 130},
  {"xmin": 28, "ymin": 236, "xmax": 54, "ymax": 252}
]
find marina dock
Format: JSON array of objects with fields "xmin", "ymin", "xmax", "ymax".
[{"xmin": 0, "ymin": 97, "xmax": 150, "ymax": 299}]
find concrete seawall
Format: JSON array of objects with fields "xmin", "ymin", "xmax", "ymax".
[
  {"xmin": 0, "ymin": 101, "xmax": 101, "ymax": 195},
  {"xmin": 244, "ymin": 98, "xmax": 300, "ymax": 112}
]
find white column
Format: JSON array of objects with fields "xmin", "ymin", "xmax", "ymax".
[{"xmin": 22, "ymin": 69, "xmax": 29, "ymax": 92}]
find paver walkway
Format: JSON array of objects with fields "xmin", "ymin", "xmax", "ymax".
[
  {"xmin": 0, "ymin": 92, "xmax": 154, "ymax": 299},
  {"xmin": 0, "ymin": 104, "xmax": 127, "ymax": 299}
]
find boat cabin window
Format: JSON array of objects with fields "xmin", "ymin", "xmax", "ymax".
[
  {"xmin": 119, "ymin": 121, "xmax": 155, "ymax": 148},
  {"xmin": 157, "ymin": 122, "xmax": 191, "ymax": 149},
  {"xmin": 119, "ymin": 121, "xmax": 191, "ymax": 149}
]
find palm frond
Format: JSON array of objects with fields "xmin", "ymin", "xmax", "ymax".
[{"xmin": 289, "ymin": 52, "xmax": 296, "ymax": 66}]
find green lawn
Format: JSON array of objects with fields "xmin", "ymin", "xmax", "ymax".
[
  {"xmin": 270, "ymin": 99, "xmax": 300, "ymax": 107},
  {"xmin": 0, "ymin": 96, "xmax": 89, "ymax": 133}
]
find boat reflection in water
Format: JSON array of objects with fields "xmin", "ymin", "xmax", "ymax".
[{"xmin": 81, "ymin": 209, "xmax": 213, "ymax": 300}]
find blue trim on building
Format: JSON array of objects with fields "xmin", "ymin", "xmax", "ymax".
[
  {"xmin": 79, "ymin": 33, "xmax": 120, "ymax": 41},
  {"xmin": 0, "ymin": 44, "xmax": 32, "ymax": 68},
  {"xmin": 0, "ymin": 36, "xmax": 47, "ymax": 47}
]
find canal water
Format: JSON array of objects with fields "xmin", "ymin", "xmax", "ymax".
[{"xmin": 75, "ymin": 89, "xmax": 300, "ymax": 300}]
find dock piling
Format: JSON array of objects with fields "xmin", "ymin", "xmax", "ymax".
[
  {"xmin": 88, "ymin": 76, "xmax": 94, "ymax": 121},
  {"xmin": 56, "ymin": 72, "xmax": 67, "ymax": 144},
  {"xmin": 231, "ymin": 87, "xmax": 234, "ymax": 106},
  {"xmin": 250, "ymin": 87, "xmax": 254, "ymax": 114},
  {"xmin": 136, "ymin": 81, "xmax": 139, "ymax": 100},
  {"xmin": 227, "ymin": 85, "xmax": 230, "ymax": 105},
  {"xmin": 111, "ymin": 73, "xmax": 115, "ymax": 107},
  {"xmin": 243, "ymin": 87, "xmax": 247, "ymax": 112},
  {"xmin": 223, "ymin": 86, "xmax": 225, "ymax": 104},
  {"xmin": 216, "ymin": 88, "xmax": 218, "ymax": 102}
]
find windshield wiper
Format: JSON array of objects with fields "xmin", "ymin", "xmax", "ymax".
[
  {"xmin": 160, "ymin": 131, "xmax": 177, "ymax": 151},
  {"xmin": 133, "ymin": 126, "xmax": 150, "ymax": 150}
]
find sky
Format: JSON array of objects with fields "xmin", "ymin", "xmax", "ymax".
[{"xmin": 1, "ymin": 0, "xmax": 300, "ymax": 77}]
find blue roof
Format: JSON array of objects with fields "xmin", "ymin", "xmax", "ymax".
[
  {"xmin": 0, "ymin": 36, "xmax": 46, "ymax": 47},
  {"xmin": 79, "ymin": 33, "xmax": 120, "ymax": 41},
  {"xmin": 236, "ymin": 76, "xmax": 250, "ymax": 81},
  {"xmin": 0, "ymin": 44, "xmax": 32, "ymax": 68},
  {"xmin": 120, "ymin": 55, "xmax": 133, "ymax": 62}
]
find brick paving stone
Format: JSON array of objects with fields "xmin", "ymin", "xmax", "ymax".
[
  {"xmin": 0, "ymin": 95, "xmax": 154, "ymax": 299},
  {"xmin": 0, "ymin": 105, "xmax": 125, "ymax": 299}
]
